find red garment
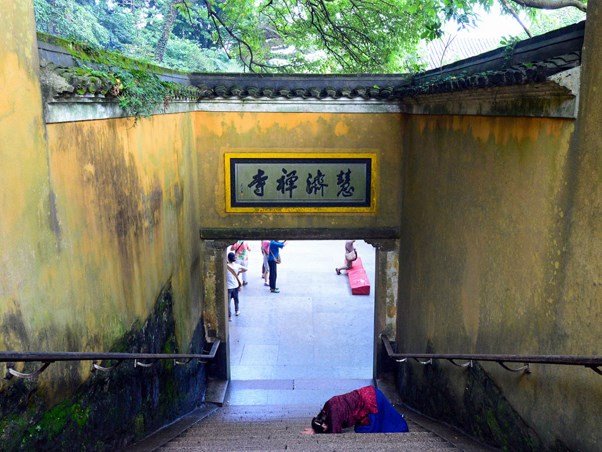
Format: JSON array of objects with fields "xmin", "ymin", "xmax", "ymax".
[{"xmin": 320, "ymin": 386, "xmax": 378, "ymax": 433}]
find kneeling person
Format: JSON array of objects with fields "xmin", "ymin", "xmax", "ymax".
[{"xmin": 306, "ymin": 385, "xmax": 408, "ymax": 434}]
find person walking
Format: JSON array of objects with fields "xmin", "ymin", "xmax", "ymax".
[
  {"xmin": 226, "ymin": 252, "xmax": 247, "ymax": 319},
  {"xmin": 267, "ymin": 240, "xmax": 286, "ymax": 293},
  {"xmin": 336, "ymin": 240, "xmax": 357, "ymax": 275},
  {"xmin": 230, "ymin": 240, "xmax": 251, "ymax": 285}
]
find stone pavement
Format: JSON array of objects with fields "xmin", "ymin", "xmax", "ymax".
[{"xmin": 227, "ymin": 239, "xmax": 376, "ymax": 406}]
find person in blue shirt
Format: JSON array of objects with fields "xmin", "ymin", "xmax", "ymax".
[{"xmin": 267, "ymin": 240, "xmax": 286, "ymax": 293}]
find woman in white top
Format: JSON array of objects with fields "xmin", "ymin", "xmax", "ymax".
[
  {"xmin": 230, "ymin": 241, "xmax": 251, "ymax": 285},
  {"xmin": 226, "ymin": 252, "xmax": 247, "ymax": 319}
]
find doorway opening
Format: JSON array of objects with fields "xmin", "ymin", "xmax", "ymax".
[{"xmin": 226, "ymin": 239, "xmax": 375, "ymax": 381}]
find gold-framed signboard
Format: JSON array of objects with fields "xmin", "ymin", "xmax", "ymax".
[{"xmin": 225, "ymin": 152, "xmax": 377, "ymax": 213}]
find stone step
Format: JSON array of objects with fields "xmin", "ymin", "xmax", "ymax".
[
  {"xmin": 161, "ymin": 435, "xmax": 456, "ymax": 451},
  {"xmin": 131, "ymin": 392, "xmax": 494, "ymax": 451},
  {"xmin": 174, "ymin": 423, "xmax": 427, "ymax": 437},
  {"xmin": 193, "ymin": 404, "xmax": 422, "ymax": 425},
  {"xmin": 160, "ymin": 446, "xmax": 456, "ymax": 451},
  {"xmin": 172, "ymin": 429, "xmax": 439, "ymax": 440},
  {"xmin": 159, "ymin": 446, "xmax": 456, "ymax": 452},
  {"xmin": 167, "ymin": 437, "xmax": 451, "ymax": 448},
  {"xmin": 155, "ymin": 403, "xmax": 458, "ymax": 451}
]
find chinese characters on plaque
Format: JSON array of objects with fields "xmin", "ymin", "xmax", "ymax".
[{"xmin": 226, "ymin": 154, "xmax": 375, "ymax": 211}]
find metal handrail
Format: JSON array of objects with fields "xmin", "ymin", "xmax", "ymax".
[
  {"xmin": 381, "ymin": 335, "xmax": 602, "ymax": 376},
  {"xmin": 1, "ymin": 339, "xmax": 220, "ymax": 380}
]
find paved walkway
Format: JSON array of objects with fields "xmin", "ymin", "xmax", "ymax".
[{"xmin": 227, "ymin": 240, "xmax": 376, "ymax": 406}]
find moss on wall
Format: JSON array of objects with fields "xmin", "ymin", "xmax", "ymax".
[
  {"xmin": 0, "ymin": 283, "xmax": 208, "ymax": 451},
  {"xmin": 398, "ymin": 352, "xmax": 544, "ymax": 450}
]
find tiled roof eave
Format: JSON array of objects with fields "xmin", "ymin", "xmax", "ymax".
[
  {"xmin": 42, "ymin": 53, "xmax": 579, "ymax": 104},
  {"xmin": 179, "ymin": 51, "xmax": 581, "ymax": 101},
  {"xmin": 38, "ymin": 21, "xmax": 584, "ymax": 103},
  {"xmin": 402, "ymin": 52, "xmax": 581, "ymax": 98}
]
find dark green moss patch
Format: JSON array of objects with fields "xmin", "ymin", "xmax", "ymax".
[
  {"xmin": 38, "ymin": 33, "xmax": 203, "ymax": 119},
  {"xmin": 37, "ymin": 32, "xmax": 184, "ymax": 77},
  {"xmin": 0, "ymin": 281, "xmax": 208, "ymax": 451},
  {"xmin": 396, "ymin": 341, "xmax": 554, "ymax": 451}
]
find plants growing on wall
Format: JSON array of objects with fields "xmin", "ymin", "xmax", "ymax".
[{"xmin": 40, "ymin": 35, "xmax": 202, "ymax": 120}]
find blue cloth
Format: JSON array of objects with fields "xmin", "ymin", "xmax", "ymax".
[
  {"xmin": 354, "ymin": 388, "xmax": 409, "ymax": 433},
  {"xmin": 268, "ymin": 240, "xmax": 285, "ymax": 262}
]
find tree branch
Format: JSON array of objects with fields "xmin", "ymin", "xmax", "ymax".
[
  {"xmin": 155, "ymin": 0, "xmax": 183, "ymax": 63},
  {"xmin": 500, "ymin": 0, "xmax": 532, "ymax": 37},
  {"xmin": 510, "ymin": 0, "xmax": 586, "ymax": 12},
  {"xmin": 202, "ymin": 0, "xmax": 262, "ymax": 71}
]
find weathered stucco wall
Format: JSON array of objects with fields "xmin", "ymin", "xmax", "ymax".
[
  {"xmin": 2, "ymin": 109, "xmax": 206, "ymax": 448},
  {"xmin": 45, "ymin": 113, "xmax": 202, "ymax": 351},
  {"xmin": 1, "ymin": 2, "xmax": 51, "ymax": 351},
  {"xmin": 555, "ymin": 4, "xmax": 602, "ymax": 448},
  {"xmin": 397, "ymin": 111, "xmax": 602, "ymax": 449},
  {"xmin": 0, "ymin": 3, "xmax": 207, "ymax": 447},
  {"xmin": 1, "ymin": 109, "xmax": 204, "ymax": 381},
  {"xmin": 194, "ymin": 111, "xmax": 403, "ymax": 232}
]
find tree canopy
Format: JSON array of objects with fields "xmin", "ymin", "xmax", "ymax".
[{"xmin": 33, "ymin": 0, "xmax": 587, "ymax": 74}]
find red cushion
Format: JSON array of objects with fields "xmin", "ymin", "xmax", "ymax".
[{"xmin": 347, "ymin": 257, "xmax": 371, "ymax": 295}]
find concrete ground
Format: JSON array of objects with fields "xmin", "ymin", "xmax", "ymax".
[{"xmin": 227, "ymin": 239, "xmax": 376, "ymax": 405}]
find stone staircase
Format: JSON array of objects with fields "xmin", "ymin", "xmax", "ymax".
[
  {"xmin": 130, "ymin": 378, "xmax": 493, "ymax": 451},
  {"xmin": 155, "ymin": 405, "xmax": 464, "ymax": 451}
]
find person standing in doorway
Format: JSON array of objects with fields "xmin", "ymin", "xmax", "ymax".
[
  {"xmin": 261, "ymin": 240, "xmax": 270, "ymax": 286},
  {"xmin": 226, "ymin": 252, "xmax": 247, "ymax": 319},
  {"xmin": 230, "ymin": 240, "xmax": 251, "ymax": 285},
  {"xmin": 336, "ymin": 240, "xmax": 357, "ymax": 275},
  {"xmin": 268, "ymin": 240, "xmax": 286, "ymax": 293}
]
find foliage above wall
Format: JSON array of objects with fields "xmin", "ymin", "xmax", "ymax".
[
  {"xmin": 40, "ymin": 34, "xmax": 203, "ymax": 119},
  {"xmin": 33, "ymin": 0, "xmax": 585, "ymax": 74}
]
